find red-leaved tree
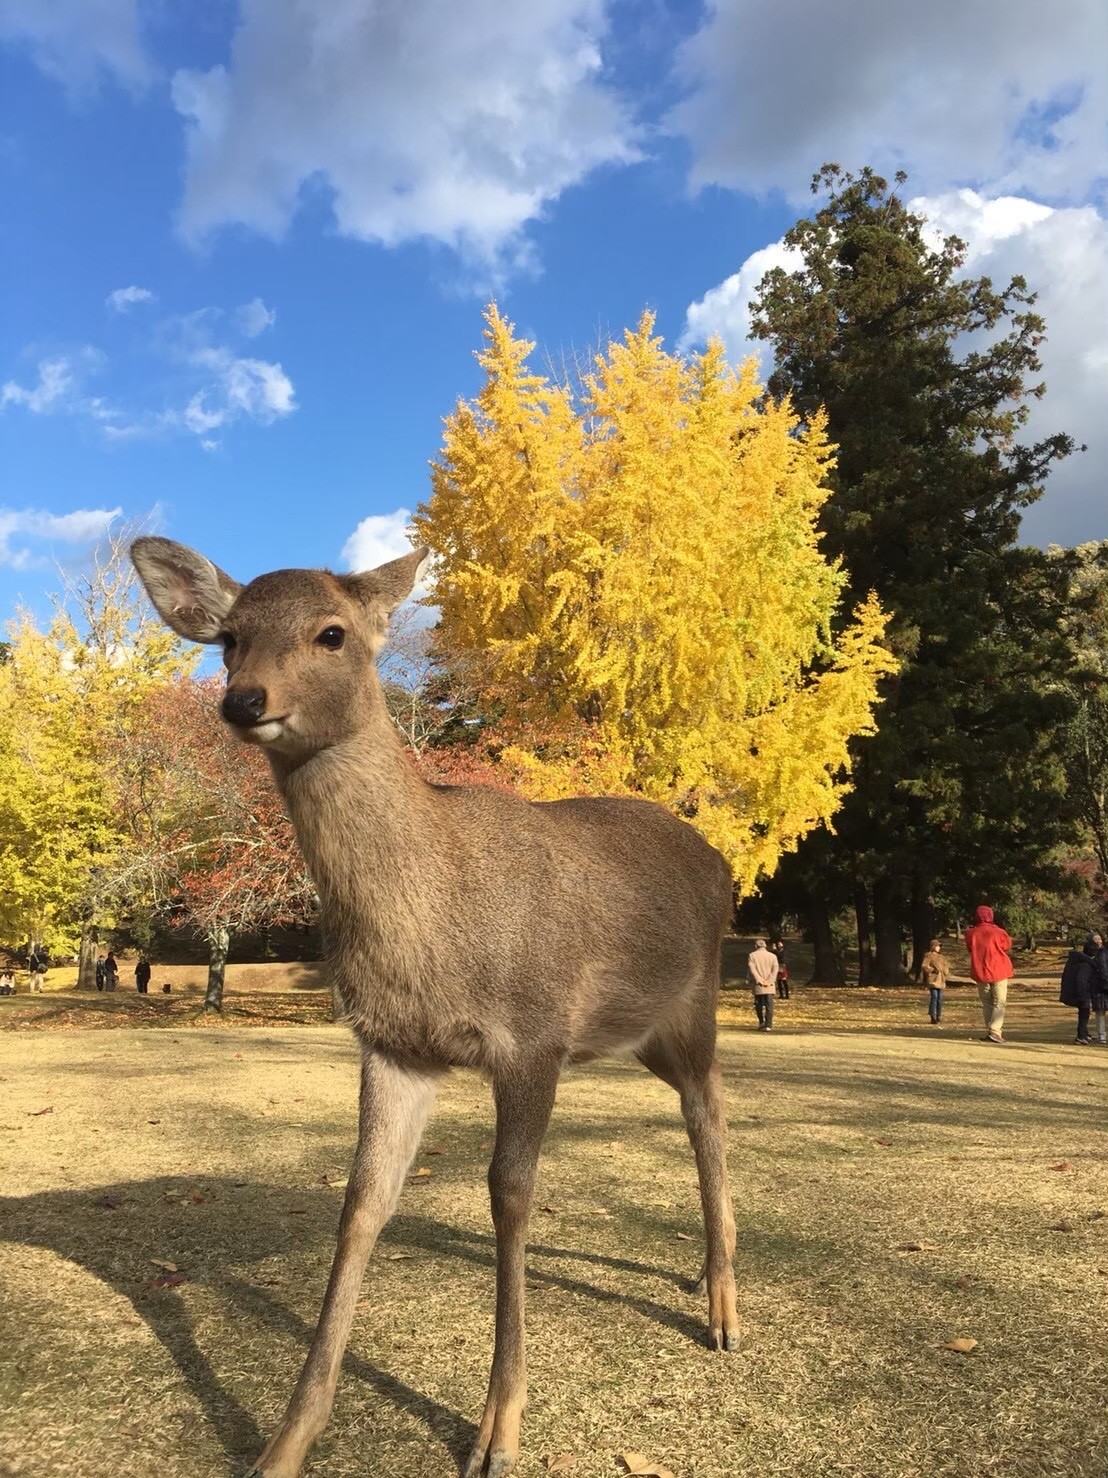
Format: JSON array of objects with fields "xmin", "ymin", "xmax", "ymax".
[{"xmin": 116, "ymin": 678, "xmax": 316, "ymax": 1009}]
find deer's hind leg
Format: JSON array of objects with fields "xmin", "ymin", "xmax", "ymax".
[
  {"xmin": 636, "ymin": 1005, "xmax": 739, "ymax": 1352},
  {"xmin": 464, "ymin": 1059, "xmax": 560, "ymax": 1478}
]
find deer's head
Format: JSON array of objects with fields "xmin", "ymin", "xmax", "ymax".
[{"xmin": 131, "ymin": 536, "xmax": 429, "ymax": 757}]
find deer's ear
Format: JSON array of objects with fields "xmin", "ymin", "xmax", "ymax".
[
  {"xmin": 131, "ymin": 536, "xmax": 242, "ymax": 643},
  {"xmin": 345, "ymin": 545, "xmax": 430, "ymax": 615}
]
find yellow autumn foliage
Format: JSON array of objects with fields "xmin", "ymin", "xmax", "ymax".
[
  {"xmin": 0, "ymin": 533, "xmax": 191, "ymax": 947},
  {"xmin": 414, "ymin": 305, "xmax": 896, "ymax": 892}
]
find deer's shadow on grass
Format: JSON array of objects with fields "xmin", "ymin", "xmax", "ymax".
[{"xmin": 0, "ymin": 1177, "xmax": 703, "ymax": 1473}]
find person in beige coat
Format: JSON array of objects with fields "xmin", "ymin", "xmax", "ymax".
[
  {"xmin": 918, "ymin": 938, "xmax": 950, "ymax": 1025},
  {"xmin": 748, "ymin": 938, "xmax": 780, "ymax": 1031}
]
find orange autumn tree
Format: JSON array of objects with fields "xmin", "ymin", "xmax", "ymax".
[{"xmin": 414, "ymin": 306, "xmax": 896, "ymax": 893}]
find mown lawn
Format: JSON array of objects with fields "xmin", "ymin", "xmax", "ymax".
[{"xmin": 2, "ymin": 1004, "xmax": 1106, "ymax": 1477}]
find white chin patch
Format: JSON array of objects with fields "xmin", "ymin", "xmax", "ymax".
[{"xmin": 251, "ymin": 720, "xmax": 285, "ymax": 744}]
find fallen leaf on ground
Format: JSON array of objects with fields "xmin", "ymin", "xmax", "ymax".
[
  {"xmin": 147, "ymin": 1119, "xmax": 160, "ymax": 1125},
  {"xmin": 1048, "ymin": 1161, "xmax": 1073, "ymax": 1172},
  {"xmin": 425, "ymin": 1147, "xmax": 446, "ymax": 1156},
  {"xmin": 543, "ymin": 1456, "xmax": 577, "ymax": 1472},
  {"xmin": 954, "ymin": 1276, "xmax": 973, "ymax": 1291},
  {"xmin": 146, "ymin": 1272, "xmax": 187, "ymax": 1289},
  {"xmin": 28, "ymin": 1106, "xmax": 54, "ymax": 1117},
  {"xmin": 675, "ymin": 1232, "xmax": 694, "ymax": 1241},
  {"xmin": 1048, "ymin": 1220, "xmax": 1075, "ymax": 1232},
  {"xmin": 619, "ymin": 1453, "xmax": 675, "ymax": 1478},
  {"xmin": 384, "ymin": 1251, "xmax": 415, "ymax": 1261},
  {"xmin": 894, "ymin": 1241, "xmax": 938, "ymax": 1253},
  {"xmin": 944, "ymin": 1337, "xmax": 978, "ymax": 1353},
  {"xmin": 150, "ymin": 1259, "xmax": 178, "ymax": 1272},
  {"xmin": 1088, "ymin": 1210, "xmax": 1105, "ymax": 1221},
  {"xmin": 95, "ymin": 1194, "xmax": 123, "ymax": 1209},
  {"xmin": 409, "ymin": 1167, "xmax": 432, "ymax": 1180},
  {"xmin": 874, "ymin": 1138, "xmax": 893, "ymax": 1146},
  {"xmin": 540, "ymin": 1204, "xmax": 559, "ymax": 1214}
]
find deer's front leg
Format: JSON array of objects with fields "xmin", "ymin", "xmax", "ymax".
[
  {"xmin": 464, "ymin": 1062, "xmax": 559, "ymax": 1478},
  {"xmin": 249, "ymin": 1049, "xmax": 440, "ymax": 1478}
]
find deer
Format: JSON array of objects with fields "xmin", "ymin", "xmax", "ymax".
[{"xmin": 131, "ymin": 535, "xmax": 740, "ymax": 1478}]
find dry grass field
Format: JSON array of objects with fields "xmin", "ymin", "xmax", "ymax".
[{"xmin": 2, "ymin": 973, "xmax": 1106, "ymax": 1478}]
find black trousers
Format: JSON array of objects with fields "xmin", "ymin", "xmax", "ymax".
[
  {"xmin": 755, "ymin": 994, "xmax": 774, "ymax": 1029},
  {"xmin": 1078, "ymin": 1005, "xmax": 1091, "ymax": 1039}
]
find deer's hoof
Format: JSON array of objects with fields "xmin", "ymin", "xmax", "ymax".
[
  {"xmin": 463, "ymin": 1445, "xmax": 516, "ymax": 1478},
  {"xmin": 709, "ymin": 1326, "xmax": 739, "ymax": 1353}
]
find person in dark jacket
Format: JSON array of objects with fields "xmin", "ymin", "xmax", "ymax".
[
  {"xmin": 95, "ymin": 952, "xmax": 106, "ymax": 991},
  {"xmin": 1092, "ymin": 937, "xmax": 1108, "ymax": 1045},
  {"xmin": 1060, "ymin": 934, "xmax": 1099, "ymax": 1044},
  {"xmin": 135, "ymin": 957, "xmax": 151, "ymax": 994},
  {"xmin": 771, "ymin": 938, "xmax": 790, "ymax": 999},
  {"xmin": 103, "ymin": 952, "xmax": 119, "ymax": 991}
]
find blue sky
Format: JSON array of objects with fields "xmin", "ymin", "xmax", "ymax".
[{"xmin": 2, "ymin": 0, "xmax": 1106, "ymax": 623}]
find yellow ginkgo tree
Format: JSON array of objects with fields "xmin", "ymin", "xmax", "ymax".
[
  {"xmin": 0, "ymin": 526, "xmax": 192, "ymax": 960},
  {"xmin": 414, "ymin": 305, "xmax": 896, "ymax": 893}
]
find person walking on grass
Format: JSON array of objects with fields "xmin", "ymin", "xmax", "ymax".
[
  {"xmin": 103, "ymin": 951, "xmax": 119, "ymax": 992},
  {"xmin": 27, "ymin": 948, "xmax": 47, "ymax": 994},
  {"xmin": 1091, "ymin": 935, "xmax": 1108, "ymax": 1044},
  {"xmin": 1060, "ymin": 934, "xmax": 1099, "ymax": 1045},
  {"xmin": 95, "ymin": 952, "xmax": 106, "ymax": 991},
  {"xmin": 772, "ymin": 937, "xmax": 790, "ymax": 999},
  {"xmin": 919, "ymin": 938, "xmax": 949, "ymax": 1025},
  {"xmin": 135, "ymin": 956, "xmax": 151, "ymax": 994},
  {"xmin": 964, "ymin": 905, "xmax": 1013, "ymax": 1044},
  {"xmin": 748, "ymin": 937, "xmax": 780, "ymax": 1031}
]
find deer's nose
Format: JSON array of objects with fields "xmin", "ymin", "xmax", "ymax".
[{"xmin": 221, "ymin": 686, "xmax": 268, "ymax": 727}]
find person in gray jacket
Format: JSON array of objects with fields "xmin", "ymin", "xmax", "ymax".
[{"xmin": 748, "ymin": 938, "xmax": 780, "ymax": 1031}]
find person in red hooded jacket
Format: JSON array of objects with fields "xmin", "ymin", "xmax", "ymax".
[{"xmin": 964, "ymin": 905, "xmax": 1013, "ymax": 1043}]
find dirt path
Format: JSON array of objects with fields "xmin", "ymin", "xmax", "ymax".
[{"xmin": 1, "ymin": 1024, "xmax": 1106, "ymax": 1476}]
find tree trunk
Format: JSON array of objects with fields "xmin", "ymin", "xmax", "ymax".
[
  {"xmin": 909, "ymin": 875, "xmax": 934, "ymax": 978},
  {"xmin": 78, "ymin": 927, "xmax": 99, "ymax": 992},
  {"xmin": 872, "ymin": 879, "xmax": 908, "ymax": 985},
  {"xmin": 807, "ymin": 895, "xmax": 845, "ymax": 985},
  {"xmin": 205, "ymin": 926, "xmax": 231, "ymax": 1011},
  {"xmin": 854, "ymin": 886, "xmax": 874, "ymax": 985}
]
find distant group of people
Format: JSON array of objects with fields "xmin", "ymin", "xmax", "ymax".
[
  {"xmin": 1060, "ymin": 933, "xmax": 1108, "ymax": 1045},
  {"xmin": 747, "ymin": 903, "xmax": 1105, "ymax": 1047},
  {"xmin": 0, "ymin": 948, "xmax": 161, "ymax": 996}
]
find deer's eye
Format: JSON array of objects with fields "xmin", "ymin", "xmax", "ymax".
[
  {"xmin": 316, "ymin": 625, "xmax": 345, "ymax": 650},
  {"xmin": 220, "ymin": 632, "xmax": 237, "ymax": 653}
]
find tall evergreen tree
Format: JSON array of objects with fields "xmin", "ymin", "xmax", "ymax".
[{"xmin": 751, "ymin": 165, "xmax": 1077, "ymax": 981}]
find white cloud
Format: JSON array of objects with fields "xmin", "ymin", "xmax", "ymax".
[
  {"xmin": 679, "ymin": 240, "xmax": 804, "ymax": 370},
  {"xmin": 236, "ymin": 297, "xmax": 276, "ymax": 337},
  {"xmin": 171, "ymin": 0, "xmax": 638, "ymax": 267},
  {"xmin": 0, "ymin": 505, "xmax": 121, "ymax": 569},
  {"xmin": 2, "ymin": 297, "xmax": 296, "ymax": 447},
  {"xmin": 342, "ymin": 508, "xmax": 417, "ymax": 573},
  {"xmin": 0, "ymin": 0, "xmax": 153, "ymax": 93},
  {"xmin": 106, "ymin": 284, "xmax": 156, "ymax": 311},
  {"xmin": 912, "ymin": 190, "xmax": 1108, "ymax": 545},
  {"xmin": 681, "ymin": 190, "xmax": 1108, "ymax": 545},
  {"xmin": 0, "ymin": 357, "xmax": 76, "ymax": 413},
  {"xmin": 672, "ymin": 0, "xmax": 1108, "ymax": 205},
  {"xmin": 187, "ymin": 346, "xmax": 296, "ymax": 426}
]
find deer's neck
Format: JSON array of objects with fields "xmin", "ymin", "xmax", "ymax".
[{"xmin": 271, "ymin": 711, "xmax": 438, "ymax": 951}]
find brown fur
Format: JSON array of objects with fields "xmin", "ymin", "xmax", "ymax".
[{"xmin": 131, "ymin": 535, "xmax": 740, "ymax": 1478}]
